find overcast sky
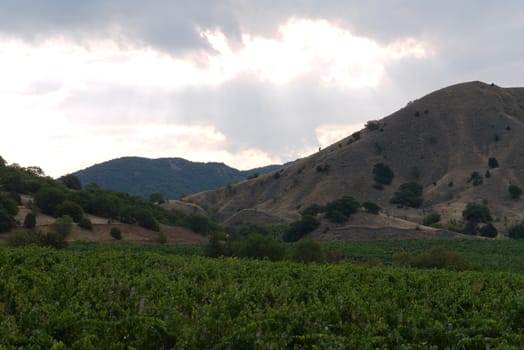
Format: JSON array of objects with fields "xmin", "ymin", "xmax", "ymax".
[{"xmin": 1, "ymin": 1, "xmax": 523, "ymax": 177}]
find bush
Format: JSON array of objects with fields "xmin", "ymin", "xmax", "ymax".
[
  {"xmin": 373, "ymin": 163, "xmax": 394, "ymax": 185},
  {"xmin": 206, "ymin": 232, "xmax": 227, "ymax": 257},
  {"xmin": 59, "ymin": 174, "xmax": 82, "ymax": 190},
  {"xmin": 390, "ymin": 181, "xmax": 423, "ymax": 208},
  {"xmin": 292, "ymin": 239, "xmax": 325, "ymax": 263},
  {"xmin": 508, "ymin": 223, "xmax": 524, "ymax": 238},
  {"xmin": 479, "ymin": 223, "xmax": 498, "ymax": 238},
  {"xmin": 149, "ymin": 192, "xmax": 165, "ymax": 204},
  {"xmin": 467, "ymin": 171, "xmax": 483, "ymax": 186},
  {"xmin": 182, "ymin": 214, "xmax": 214, "ymax": 235},
  {"xmin": 324, "ymin": 196, "xmax": 360, "ymax": 223},
  {"xmin": 41, "ymin": 231, "xmax": 67, "ymax": 249},
  {"xmin": 24, "ymin": 213, "xmax": 37, "ymax": 229},
  {"xmin": 488, "ymin": 157, "xmax": 499, "ymax": 169},
  {"xmin": 284, "ymin": 215, "xmax": 320, "ymax": 242},
  {"xmin": 462, "ymin": 203, "xmax": 492, "ymax": 223},
  {"xmin": 362, "ymin": 201, "xmax": 380, "ymax": 214},
  {"xmin": 157, "ymin": 231, "xmax": 167, "ymax": 244},
  {"xmin": 423, "ymin": 212, "xmax": 441, "ymax": 226},
  {"xmin": 110, "ymin": 227, "xmax": 122, "ymax": 240},
  {"xmin": 78, "ymin": 216, "xmax": 93, "ymax": 230},
  {"xmin": 302, "ymin": 204, "xmax": 323, "ymax": 217},
  {"xmin": 52, "ymin": 215, "xmax": 74, "ymax": 238},
  {"xmin": 316, "ymin": 164, "xmax": 330, "ymax": 173},
  {"xmin": 351, "ymin": 131, "xmax": 361, "ymax": 140},
  {"xmin": 34, "ymin": 187, "xmax": 66, "ymax": 215},
  {"xmin": 8, "ymin": 230, "xmax": 42, "ymax": 246},
  {"xmin": 508, "ymin": 184, "xmax": 522, "ymax": 199},
  {"xmin": 229, "ymin": 233, "xmax": 285, "ymax": 261},
  {"xmin": 365, "ymin": 120, "xmax": 380, "ymax": 130},
  {"xmin": 411, "ymin": 246, "xmax": 467, "ymax": 271},
  {"xmin": 0, "ymin": 208, "xmax": 16, "ymax": 233},
  {"xmin": 55, "ymin": 201, "xmax": 84, "ymax": 222}
]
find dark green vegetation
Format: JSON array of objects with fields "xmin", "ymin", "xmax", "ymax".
[
  {"xmin": 0, "ymin": 159, "xmax": 219, "ymax": 238},
  {"xmin": 73, "ymin": 156, "xmax": 283, "ymax": 199},
  {"xmin": 372, "ymin": 162, "xmax": 394, "ymax": 186},
  {"xmin": 390, "ymin": 181, "xmax": 423, "ymax": 208},
  {"xmin": 509, "ymin": 184, "xmax": 522, "ymax": 199},
  {"xmin": 1, "ymin": 243, "xmax": 523, "ymax": 349}
]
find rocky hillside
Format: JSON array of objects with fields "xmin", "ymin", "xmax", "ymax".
[
  {"xmin": 72, "ymin": 156, "xmax": 282, "ymax": 199},
  {"xmin": 186, "ymin": 81, "xmax": 524, "ymax": 235}
]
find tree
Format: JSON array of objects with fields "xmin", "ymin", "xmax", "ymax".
[
  {"xmin": 0, "ymin": 155, "xmax": 6, "ymax": 168},
  {"xmin": 229, "ymin": 233, "xmax": 285, "ymax": 261},
  {"xmin": 373, "ymin": 163, "xmax": 394, "ymax": 185},
  {"xmin": 0, "ymin": 208, "xmax": 16, "ymax": 233},
  {"xmin": 479, "ymin": 223, "xmax": 498, "ymax": 238},
  {"xmin": 78, "ymin": 217, "xmax": 93, "ymax": 230},
  {"xmin": 183, "ymin": 214, "xmax": 213, "ymax": 235},
  {"xmin": 390, "ymin": 181, "xmax": 423, "ymax": 208},
  {"xmin": 508, "ymin": 223, "xmax": 524, "ymax": 238},
  {"xmin": 55, "ymin": 201, "xmax": 84, "ymax": 222},
  {"xmin": 509, "ymin": 184, "xmax": 522, "ymax": 200},
  {"xmin": 59, "ymin": 174, "xmax": 82, "ymax": 190},
  {"xmin": 34, "ymin": 187, "xmax": 66, "ymax": 215},
  {"xmin": 488, "ymin": 157, "xmax": 499, "ymax": 169},
  {"xmin": 284, "ymin": 215, "xmax": 320, "ymax": 242},
  {"xmin": 365, "ymin": 120, "xmax": 380, "ymax": 130},
  {"xmin": 324, "ymin": 196, "xmax": 360, "ymax": 223},
  {"xmin": 23, "ymin": 213, "xmax": 36, "ymax": 229},
  {"xmin": 52, "ymin": 215, "xmax": 74, "ymax": 238},
  {"xmin": 423, "ymin": 212, "xmax": 441, "ymax": 226},
  {"xmin": 362, "ymin": 201, "xmax": 380, "ymax": 214},
  {"xmin": 462, "ymin": 202, "xmax": 492, "ymax": 223},
  {"xmin": 292, "ymin": 239, "xmax": 325, "ymax": 263},
  {"xmin": 110, "ymin": 227, "xmax": 122, "ymax": 240}
]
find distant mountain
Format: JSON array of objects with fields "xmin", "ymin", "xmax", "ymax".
[
  {"xmin": 72, "ymin": 157, "xmax": 283, "ymax": 199},
  {"xmin": 187, "ymin": 81, "xmax": 524, "ymax": 238}
]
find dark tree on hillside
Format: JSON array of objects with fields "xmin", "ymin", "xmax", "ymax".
[
  {"xmin": 488, "ymin": 157, "xmax": 499, "ymax": 169},
  {"xmin": 24, "ymin": 213, "xmax": 36, "ymax": 229},
  {"xmin": 390, "ymin": 181, "xmax": 423, "ymax": 208},
  {"xmin": 60, "ymin": 174, "xmax": 82, "ymax": 190},
  {"xmin": 34, "ymin": 187, "xmax": 66, "ymax": 216},
  {"xmin": 149, "ymin": 192, "xmax": 165, "ymax": 204},
  {"xmin": 373, "ymin": 163, "xmax": 394, "ymax": 185},
  {"xmin": 0, "ymin": 155, "xmax": 6, "ymax": 168},
  {"xmin": 462, "ymin": 203, "xmax": 492, "ymax": 223},
  {"xmin": 509, "ymin": 184, "xmax": 522, "ymax": 200}
]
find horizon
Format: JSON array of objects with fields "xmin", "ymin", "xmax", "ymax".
[{"xmin": 1, "ymin": 1, "xmax": 523, "ymax": 177}]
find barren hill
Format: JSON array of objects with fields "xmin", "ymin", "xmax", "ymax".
[{"xmin": 186, "ymin": 81, "xmax": 524, "ymax": 234}]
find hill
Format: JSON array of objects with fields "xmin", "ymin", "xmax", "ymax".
[
  {"xmin": 186, "ymin": 81, "xmax": 524, "ymax": 238},
  {"xmin": 72, "ymin": 157, "xmax": 282, "ymax": 199}
]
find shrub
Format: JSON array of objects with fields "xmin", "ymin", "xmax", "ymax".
[
  {"xmin": 157, "ymin": 231, "xmax": 167, "ymax": 244},
  {"xmin": 284, "ymin": 215, "xmax": 320, "ymax": 242},
  {"xmin": 41, "ymin": 231, "xmax": 67, "ymax": 249},
  {"xmin": 0, "ymin": 208, "xmax": 16, "ymax": 233},
  {"xmin": 183, "ymin": 214, "xmax": 214, "ymax": 235},
  {"xmin": 423, "ymin": 212, "xmax": 441, "ymax": 226},
  {"xmin": 351, "ymin": 131, "xmax": 361, "ymax": 140},
  {"xmin": 488, "ymin": 157, "xmax": 499, "ymax": 169},
  {"xmin": 59, "ymin": 174, "xmax": 82, "ymax": 190},
  {"xmin": 55, "ymin": 201, "xmax": 84, "ymax": 222},
  {"xmin": 365, "ymin": 120, "xmax": 380, "ymax": 130},
  {"xmin": 316, "ymin": 164, "xmax": 330, "ymax": 173},
  {"xmin": 467, "ymin": 171, "xmax": 483, "ymax": 186},
  {"xmin": 292, "ymin": 239, "xmax": 325, "ymax": 263},
  {"xmin": 0, "ymin": 193, "xmax": 19, "ymax": 216},
  {"xmin": 34, "ymin": 187, "xmax": 66, "ymax": 215},
  {"xmin": 462, "ymin": 203, "xmax": 492, "ymax": 223},
  {"xmin": 485, "ymin": 170, "xmax": 491, "ymax": 178},
  {"xmin": 134, "ymin": 209, "xmax": 160, "ymax": 232},
  {"xmin": 373, "ymin": 163, "xmax": 394, "ymax": 185},
  {"xmin": 508, "ymin": 184, "xmax": 522, "ymax": 199},
  {"xmin": 229, "ymin": 233, "xmax": 285, "ymax": 261},
  {"xmin": 508, "ymin": 223, "xmax": 524, "ymax": 238},
  {"xmin": 78, "ymin": 216, "xmax": 93, "ymax": 230},
  {"xmin": 362, "ymin": 201, "xmax": 380, "ymax": 214},
  {"xmin": 52, "ymin": 215, "xmax": 74, "ymax": 238},
  {"xmin": 149, "ymin": 192, "xmax": 165, "ymax": 204},
  {"xmin": 390, "ymin": 181, "xmax": 423, "ymax": 208},
  {"xmin": 24, "ymin": 213, "xmax": 37, "ymax": 229},
  {"xmin": 324, "ymin": 196, "xmax": 360, "ymax": 223},
  {"xmin": 302, "ymin": 203, "xmax": 323, "ymax": 217},
  {"xmin": 411, "ymin": 246, "xmax": 467, "ymax": 271},
  {"xmin": 479, "ymin": 223, "xmax": 498, "ymax": 238},
  {"xmin": 206, "ymin": 232, "xmax": 227, "ymax": 257},
  {"xmin": 110, "ymin": 227, "xmax": 122, "ymax": 240},
  {"xmin": 7, "ymin": 230, "xmax": 42, "ymax": 246}
]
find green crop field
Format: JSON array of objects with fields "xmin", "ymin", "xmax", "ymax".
[{"xmin": 1, "ymin": 242, "xmax": 523, "ymax": 349}]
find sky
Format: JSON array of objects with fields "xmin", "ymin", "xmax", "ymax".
[{"xmin": 1, "ymin": 1, "xmax": 523, "ymax": 178}]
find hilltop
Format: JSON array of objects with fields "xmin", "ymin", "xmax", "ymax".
[
  {"xmin": 186, "ymin": 81, "xmax": 524, "ymax": 239},
  {"xmin": 72, "ymin": 156, "xmax": 282, "ymax": 199}
]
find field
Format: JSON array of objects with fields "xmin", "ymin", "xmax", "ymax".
[{"xmin": 1, "ymin": 240, "xmax": 523, "ymax": 349}]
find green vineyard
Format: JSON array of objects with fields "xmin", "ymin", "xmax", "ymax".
[{"xmin": 1, "ymin": 244, "xmax": 523, "ymax": 349}]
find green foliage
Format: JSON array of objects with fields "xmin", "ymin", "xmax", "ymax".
[
  {"xmin": 508, "ymin": 223, "xmax": 524, "ymax": 239},
  {"xmin": 423, "ymin": 212, "xmax": 441, "ymax": 226},
  {"xmin": 410, "ymin": 246, "xmax": 468, "ymax": 271},
  {"xmin": 228, "ymin": 233, "xmax": 285, "ymax": 261},
  {"xmin": 24, "ymin": 213, "xmax": 36, "ymax": 229},
  {"xmin": 362, "ymin": 201, "xmax": 380, "ymax": 214},
  {"xmin": 156, "ymin": 231, "xmax": 167, "ymax": 244},
  {"xmin": 0, "ymin": 193, "xmax": 19, "ymax": 216},
  {"xmin": 206, "ymin": 232, "xmax": 227, "ymax": 257},
  {"xmin": 52, "ymin": 215, "xmax": 74, "ymax": 238},
  {"xmin": 292, "ymin": 239, "xmax": 325, "ymax": 263},
  {"xmin": 0, "ymin": 245, "xmax": 523, "ymax": 348},
  {"xmin": 324, "ymin": 196, "xmax": 360, "ymax": 223},
  {"xmin": 316, "ymin": 164, "xmax": 330, "ymax": 173},
  {"xmin": 365, "ymin": 120, "xmax": 380, "ymax": 130},
  {"xmin": 390, "ymin": 181, "xmax": 423, "ymax": 208},
  {"xmin": 284, "ymin": 215, "xmax": 320, "ymax": 242},
  {"xmin": 302, "ymin": 203, "xmax": 323, "ymax": 217},
  {"xmin": 40, "ymin": 231, "xmax": 68, "ymax": 249},
  {"xmin": 59, "ymin": 174, "xmax": 82, "ymax": 190},
  {"xmin": 372, "ymin": 163, "xmax": 394, "ymax": 185},
  {"xmin": 488, "ymin": 157, "xmax": 499, "ymax": 169},
  {"xmin": 55, "ymin": 200, "xmax": 84, "ymax": 222},
  {"xmin": 78, "ymin": 216, "xmax": 93, "ymax": 230},
  {"xmin": 35, "ymin": 186, "xmax": 66, "ymax": 215},
  {"xmin": 0, "ymin": 208, "xmax": 16, "ymax": 233},
  {"xmin": 182, "ymin": 214, "xmax": 214, "ymax": 235},
  {"xmin": 110, "ymin": 227, "xmax": 122, "ymax": 240},
  {"xmin": 462, "ymin": 202, "xmax": 492, "ymax": 223},
  {"xmin": 7, "ymin": 230, "xmax": 67, "ymax": 248},
  {"xmin": 508, "ymin": 184, "xmax": 522, "ymax": 199}
]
